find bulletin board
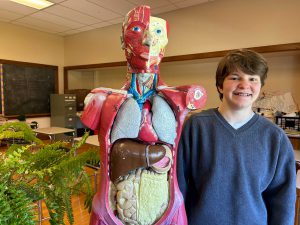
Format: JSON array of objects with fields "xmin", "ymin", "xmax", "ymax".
[{"xmin": 0, "ymin": 60, "xmax": 58, "ymax": 117}]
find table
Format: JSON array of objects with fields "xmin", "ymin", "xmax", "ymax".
[
  {"xmin": 83, "ymin": 135, "xmax": 99, "ymax": 146},
  {"xmin": 33, "ymin": 126, "xmax": 75, "ymax": 225},
  {"xmin": 295, "ymin": 150, "xmax": 300, "ymax": 162},
  {"xmin": 74, "ymin": 134, "xmax": 100, "ymax": 191},
  {"xmin": 33, "ymin": 127, "xmax": 75, "ymax": 142},
  {"xmin": 74, "ymin": 134, "xmax": 99, "ymax": 146}
]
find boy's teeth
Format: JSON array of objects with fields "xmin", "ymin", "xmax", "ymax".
[{"xmin": 235, "ymin": 93, "xmax": 250, "ymax": 96}]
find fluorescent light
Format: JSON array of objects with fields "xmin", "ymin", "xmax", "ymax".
[{"xmin": 10, "ymin": 0, "xmax": 54, "ymax": 10}]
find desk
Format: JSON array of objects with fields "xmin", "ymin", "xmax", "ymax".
[
  {"xmin": 34, "ymin": 127, "xmax": 75, "ymax": 142},
  {"xmin": 290, "ymin": 135, "xmax": 300, "ymax": 150},
  {"xmin": 74, "ymin": 135, "xmax": 99, "ymax": 146},
  {"xmin": 85, "ymin": 135, "xmax": 99, "ymax": 146},
  {"xmin": 295, "ymin": 150, "xmax": 300, "ymax": 162},
  {"xmin": 74, "ymin": 134, "xmax": 100, "ymax": 191}
]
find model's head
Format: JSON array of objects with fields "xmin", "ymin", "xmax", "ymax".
[
  {"xmin": 216, "ymin": 49, "xmax": 268, "ymax": 100},
  {"xmin": 121, "ymin": 5, "xmax": 169, "ymax": 74}
]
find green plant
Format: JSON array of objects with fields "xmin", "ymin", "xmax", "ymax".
[
  {"xmin": 0, "ymin": 121, "xmax": 42, "ymax": 145},
  {"xmin": 0, "ymin": 122, "xmax": 99, "ymax": 225}
]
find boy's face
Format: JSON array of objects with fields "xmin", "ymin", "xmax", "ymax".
[
  {"xmin": 218, "ymin": 69, "xmax": 261, "ymax": 111},
  {"xmin": 121, "ymin": 6, "xmax": 168, "ymax": 73}
]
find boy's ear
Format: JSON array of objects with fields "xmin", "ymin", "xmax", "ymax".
[{"xmin": 217, "ymin": 86, "xmax": 223, "ymax": 94}]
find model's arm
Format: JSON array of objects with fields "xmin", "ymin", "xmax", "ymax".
[
  {"xmin": 81, "ymin": 88, "xmax": 127, "ymax": 130},
  {"xmin": 263, "ymin": 133, "xmax": 296, "ymax": 225}
]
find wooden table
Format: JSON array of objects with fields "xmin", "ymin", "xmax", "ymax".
[
  {"xmin": 74, "ymin": 134, "xmax": 100, "ymax": 191},
  {"xmin": 33, "ymin": 127, "xmax": 75, "ymax": 142},
  {"xmin": 290, "ymin": 135, "xmax": 300, "ymax": 151},
  {"xmin": 295, "ymin": 150, "xmax": 300, "ymax": 162},
  {"xmin": 74, "ymin": 134, "xmax": 99, "ymax": 146}
]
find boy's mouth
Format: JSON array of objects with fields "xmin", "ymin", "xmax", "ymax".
[{"xmin": 233, "ymin": 92, "xmax": 252, "ymax": 97}]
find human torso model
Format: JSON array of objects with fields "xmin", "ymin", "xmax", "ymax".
[{"xmin": 81, "ymin": 5, "xmax": 207, "ymax": 225}]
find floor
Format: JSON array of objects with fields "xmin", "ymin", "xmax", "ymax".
[
  {"xmin": 39, "ymin": 166, "xmax": 99, "ymax": 225},
  {"xmin": 0, "ymin": 138, "xmax": 99, "ymax": 225},
  {"xmin": 39, "ymin": 193, "xmax": 91, "ymax": 225}
]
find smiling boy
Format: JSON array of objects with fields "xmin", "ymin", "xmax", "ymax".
[{"xmin": 177, "ymin": 49, "xmax": 296, "ymax": 225}]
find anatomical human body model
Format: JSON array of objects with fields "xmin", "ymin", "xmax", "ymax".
[{"xmin": 81, "ymin": 5, "xmax": 207, "ymax": 225}]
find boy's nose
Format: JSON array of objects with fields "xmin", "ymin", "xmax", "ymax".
[{"xmin": 238, "ymin": 79, "xmax": 250, "ymax": 88}]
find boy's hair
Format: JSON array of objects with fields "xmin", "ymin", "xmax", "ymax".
[{"xmin": 215, "ymin": 49, "xmax": 268, "ymax": 100}]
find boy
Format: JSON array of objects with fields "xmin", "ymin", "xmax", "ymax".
[{"xmin": 177, "ymin": 49, "xmax": 296, "ymax": 225}]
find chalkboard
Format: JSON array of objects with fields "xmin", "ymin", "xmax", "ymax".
[{"xmin": 0, "ymin": 60, "xmax": 58, "ymax": 117}]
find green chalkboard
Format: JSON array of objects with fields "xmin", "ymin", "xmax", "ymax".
[{"xmin": 0, "ymin": 60, "xmax": 58, "ymax": 117}]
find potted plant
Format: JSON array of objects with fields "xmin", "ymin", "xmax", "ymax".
[
  {"xmin": 0, "ymin": 122, "xmax": 99, "ymax": 225},
  {"xmin": 0, "ymin": 121, "xmax": 42, "ymax": 145}
]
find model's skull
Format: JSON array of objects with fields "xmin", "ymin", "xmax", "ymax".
[{"xmin": 121, "ymin": 5, "xmax": 169, "ymax": 73}]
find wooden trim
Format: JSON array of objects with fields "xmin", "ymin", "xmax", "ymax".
[
  {"xmin": 63, "ymin": 42, "xmax": 300, "ymax": 91},
  {"xmin": 64, "ymin": 61, "xmax": 127, "ymax": 71},
  {"xmin": 4, "ymin": 113, "xmax": 51, "ymax": 119},
  {"xmin": 163, "ymin": 43, "xmax": 300, "ymax": 62},
  {"xmin": 64, "ymin": 67, "xmax": 69, "ymax": 91},
  {"xmin": 0, "ymin": 59, "xmax": 58, "ymax": 68}
]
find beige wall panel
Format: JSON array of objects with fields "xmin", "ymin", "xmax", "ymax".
[
  {"xmin": 164, "ymin": 0, "xmax": 300, "ymax": 56},
  {"xmin": 64, "ymin": 0, "xmax": 300, "ymax": 66},
  {"xmin": 67, "ymin": 51, "xmax": 300, "ymax": 109},
  {"xmin": 262, "ymin": 51, "xmax": 300, "ymax": 108},
  {"xmin": 0, "ymin": 22, "xmax": 64, "ymax": 93},
  {"xmin": 0, "ymin": 22, "xmax": 64, "ymax": 127},
  {"xmin": 160, "ymin": 52, "xmax": 300, "ymax": 109},
  {"xmin": 64, "ymin": 24, "xmax": 124, "ymax": 66}
]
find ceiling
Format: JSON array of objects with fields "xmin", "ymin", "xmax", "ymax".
[{"xmin": 0, "ymin": 0, "xmax": 213, "ymax": 36}]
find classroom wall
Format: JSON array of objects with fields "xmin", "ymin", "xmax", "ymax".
[
  {"xmin": 0, "ymin": 22, "xmax": 64, "ymax": 127},
  {"xmin": 0, "ymin": 22, "xmax": 64, "ymax": 83},
  {"xmin": 67, "ymin": 51, "xmax": 300, "ymax": 110},
  {"xmin": 160, "ymin": 51, "xmax": 300, "ymax": 109},
  {"xmin": 64, "ymin": 0, "xmax": 300, "ymax": 65},
  {"xmin": 64, "ymin": 0, "xmax": 300, "ymax": 110},
  {"xmin": 1, "ymin": 0, "xmax": 300, "ymax": 127}
]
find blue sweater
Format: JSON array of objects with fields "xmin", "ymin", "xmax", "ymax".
[{"xmin": 177, "ymin": 108, "xmax": 296, "ymax": 225}]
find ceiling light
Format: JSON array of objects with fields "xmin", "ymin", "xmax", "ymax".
[{"xmin": 10, "ymin": 0, "xmax": 54, "ymax": 10}]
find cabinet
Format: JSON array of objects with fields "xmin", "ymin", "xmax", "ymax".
[{"xmin": 50, "ymin": 94, "xmax": 77, "ymax": 129}]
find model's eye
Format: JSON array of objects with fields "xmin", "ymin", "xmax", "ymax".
[
  {"xmin": 155, "ymin": 29, "xmax": 162, "ymax": 34},
  {"xmin": 132, "ymin": 26, "xmax": 141, "ymax": 32}
]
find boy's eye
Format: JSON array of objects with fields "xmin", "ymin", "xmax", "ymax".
[
  {"xmin": 228, "ymin": 76, "xmax": 239, "ymax": 80},
  {"xmin": 249, "ymin": 77, "xmax": 260, "ymax": 82}
]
